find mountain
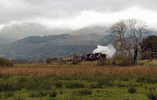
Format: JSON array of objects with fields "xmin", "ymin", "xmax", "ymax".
[
  {"xmin": 0, "ymin": 23, "xmax": 71, "ymax": 41},
  {"xmin": 0, "ymin": 23, "xmax": 110, "ymax": 46},
  {"xmin": 0, "ymin": 33, "xmax": 109, "ymax": 60},
  {"xmin": 69, "ymin": 25, "xmax": 110, "ymax": 35}
]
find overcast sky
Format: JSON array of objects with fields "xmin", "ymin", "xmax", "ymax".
[{"xmin": 0, "ymin": 0, "xmax": 157, "ymax": 30}]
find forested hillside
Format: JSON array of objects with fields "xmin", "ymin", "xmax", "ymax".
[{"xmin": 0, "ymin": 33, "xmax": 111, "ymax": 60}]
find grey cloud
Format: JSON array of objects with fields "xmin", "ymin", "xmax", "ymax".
[
  {"xmin": 0, "ymin": 10, "xmax": 41, "ymax": 24},
  {"xmin": 22, "ymin": 0, "xmax": 47, "ymax": 5},
  {"xmin": 0, "ymin": 0, "xmax": 157, "ymax": 24}
]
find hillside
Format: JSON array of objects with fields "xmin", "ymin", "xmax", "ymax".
[
  {"xmin": 0, "ymin": 23, "xmax": 71, "ymax": 41},
  {"xmin": 0, "ymin": 33, "xmax": 111, "ymax": 60}
]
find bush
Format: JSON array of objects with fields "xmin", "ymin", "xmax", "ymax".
[
  {"xmin": 39, "ymin": 91, "xmax": 48, "ymax": 97},
  {"xmin": 49, "ymin": 91, "xmax": 57, "ymax": 97},
  {"xmin": 13, "ymin": 95, "xmax": 24, "ymax": 100},
  {"xmin": 66, "ymin": 82, "xmax": 85, "ymax": 88},
  {"xmin": 120, "ymin": 77, "xmax": 129, "ymax": 81},
  {"xmin": 72, "ymin": 61, "xmax": 79, "ymax": 65},
  {"xmin": 65, "ymin": 96, "xmax": 82, "ymax": 100},
  {"xmin": 90, "ymin": 84, "xmax": 96, "ymax": 89},
  {"xmin": 113, "ymin": 55, "xmax": 133, "ymax": 66},
  {"xmin": 29, "ymin": 92, "xmax": 41, "ymax": 97},
  {"xmin": 137, "ymin": 77, "xmax": 145, "ymax": 82},
  {"xmin": 23, "ymin": 77, "xmax": 52, "ymax": 90},
  {"xmin": 118, "ymin": 82, "xmax": 125, "ymax": 87},
  {"xmin": 60, "ymin": 90, "xmax": 63, "ymax": 94},
  {"xmin": 96, "ymin": 89, "xmax": 100, "ymax": 93},
  {"xmin": 0, "ymin": 57, "xmax": 14, "ymax": 67},
  {"xmin": 146, "ymin": 91, "xmax": 157, "ymax": 100},
  {"xmin": 0, "ymin": 74, "xmax": 11, "ymax": 81},
  {"xmin": 59, "ymin": 61, "xmax": 67, "ymax": 65},
  {"xmin": 96, "ymin": 78, "xmax": 113, "ymax": 88},
  {"xmin": 73, "ymin": 89, "xmax": 92, "ymax": 96},
  {"xmin": 146, "ymin": 78, "xmax": 157, "ymax": 84},
  {"xmin": 54, "ymin": 82, "xmax": 63, "ymax": 88},
  {"xmin": 97, "ymin": 58, "xmax": 106, "ymax": 66},
  {"xmin": 128, "ymin": 86, "xmax": 136, "ymax": 93},
  {"xmin": 46, "ymin": 58, "xmax": 52, "ymax": 64},
  {"xmin": 4, "ymin": 92, "xmax": 14, "ymax": 98}
]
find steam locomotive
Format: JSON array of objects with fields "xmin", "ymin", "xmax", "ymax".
[{"xmin": 61, "ymin": 53, "xmax": 106, "ymax": 62}]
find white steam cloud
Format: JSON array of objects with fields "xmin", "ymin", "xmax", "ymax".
[{"xmin": 92, "ymin": 44, "xmax": 116, "ymax": 58}]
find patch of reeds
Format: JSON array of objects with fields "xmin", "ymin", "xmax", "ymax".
[
  {"xmin": 128, "ymin": 86, "xmax": 136, "ymax": 93},
  {"xmin": 146, "ymin": 91, "xmax": 157, "ymax": 100},
  {"xmin": 4, "ymin": 92, "xmax": 14, "ymax": 98},
  {"xmin": 49, "ymin": 90, "xmax": 57, "ymax": 97},
  {"xmin": 65, "ymin": 82, "xmax": 85, "ymax": 89},
  {"xmin": 73, "ymin": 89, "xmax": 92, "ymax": 96},
  {"xmin": 96, "ymin": 78, "xmax": 114, "ymax": 88},
  {"xmin": 0, "ymin": 63, "xmax": 157, "ymax": 78}
]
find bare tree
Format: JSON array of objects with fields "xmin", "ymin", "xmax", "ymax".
[{"xmin": 110, "ymin": 19, "xmax": 148, "ymax": 64}]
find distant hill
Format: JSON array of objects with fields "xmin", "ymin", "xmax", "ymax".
[
  {"xmin": 69, "ymin": 25, "xmax": 110, "ymax": 35},
  {"xmin": 0, "ymin": 34, "xmax": 109, "ymax": 60},
  {"xmin": 0, "ymin": 23, "xmax": 71, "ymax": 40},
  {"xmin": 0, "ymin": 35, "xmax": 17, "ymax": 45},
  {"xmin": 0, "ymin": 23, "xmax": 110, "ymax": 45}
]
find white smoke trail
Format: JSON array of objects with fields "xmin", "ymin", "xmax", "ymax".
[{"xmin": 92, "ymin": 44, "xmax": 116, "ymax": 58}]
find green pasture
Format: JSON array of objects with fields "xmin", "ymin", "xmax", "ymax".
[
  {"xmin": 1, "ymin": 60, "xmax": 157, "ymax": 100},
  {"xmin": 0, "ymin": 74, "xmax": 157, "ymax": 100}
]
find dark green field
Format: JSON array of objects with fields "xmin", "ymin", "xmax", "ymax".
[{"xmin": 0, "ymin": 60, "xmax": 157, "ymax": 100}]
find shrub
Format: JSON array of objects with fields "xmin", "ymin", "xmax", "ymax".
[
  {"xmin": 90, "ymin": 84, "xmax": 96, "ymax": 89},
  {"xmin": 96, "ymin": 89, "xmax": 100, "ymax": 93},
  {"xmin": 46, "ymin": 58, "xmax": 52, "ymax": 64},
  {"xmin": 54, "ymin": 82, "xmax": 63, "ymax": 88},
  {"xmin": 97, "ymin": 58, "xmax": 106, "ymax": 66},
  {"xmin": 146, "ymin": 91, "xmax": 157, "ymax": 100},
  {"xmin": 65, "ymin": 96, "xmax": 82, "ymax": 100},
  {"xmin": 4, "ymin": 92, "xmax": 14, "ymax": 98},
  {"xmin": 96, "ymin": 78, "xmax": 113, "ymax": 88},
  {"xmin": 13, "ymin": 95, "xmax": 24, "ymax": 100},
  {"xmin": 1, "ymin": 74, "xmax": 11, "ymax": 81},
  {"xmin": 137, "ymin": 77, "xmax": 145, "ymax": 82},
  {"xmin": 113, "ymin": 55, "xmax": 133, "ymax": 66},
  {"xmin": 73, "ymin": 89, "xmax": 92, "ymax": 96},
  {"xmin": 60, "ymin": 90, "xmax": 63, "ymax": 94},
  {"xmin": 66, "ymin": 82, "xmax": 85, "ymax": 88},
  {"xmin": 49, "ymin": 91, "xmax": 57, "ymax": 97},
  {"xmin": 72, "ymin": 61, "xmax": 79, "ymax": 65},
  {"xmin": 0, "ymin": 57, "xmax": 14, "ymax": 67},
  {"xmin": 146, "ymin": 78, "xmax": 157, "ymax": 84},
  {"xmin": 121, "ymin": 77, "xmax": 129, "ymax": 81},
  {"xmin": 118, "ymin": 82, "xmax": 125, "ymax": 87},
  {"xmin": 39, "ymin": 91, "xmax": 48, "ymax": 97},
  {"xmin": 59, "ymin": 61, "xmax": 67, "ymax": 65},
  {"xmin": 29, "ymin": 92, "xmax": 41, "ymax": 97},
  {"xmin": 23, "ymin": 77, "xmax": 52, "ymax": 90},
  {"xmin": 29, "ymin": 91, "xmax": 48, "ymax": 98},
  {"xmin": 106, "ymin": 59, "xmax": 114, "ymax": 65},
  {"xmin": 128, "ymin": 86, "xmax": 136, "ymax": 93}
]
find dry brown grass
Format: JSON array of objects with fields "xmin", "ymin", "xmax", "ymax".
[{"xmin": 0, "ymin": 62, "xmax": 157, "ymax": 78}]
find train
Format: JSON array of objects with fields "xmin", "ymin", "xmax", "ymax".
[{"xmin": 61, "ymin": 53, "xmax": 106, "ymax": 62}]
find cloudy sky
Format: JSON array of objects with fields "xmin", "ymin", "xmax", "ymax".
[{"xmin": 0, "ymin": 0, "xmax": 157, "ymax": 30}]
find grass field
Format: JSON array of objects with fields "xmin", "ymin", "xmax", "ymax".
[{"xmin": 0, "ymin": 60, "xmax": 157, "ymax": 100}]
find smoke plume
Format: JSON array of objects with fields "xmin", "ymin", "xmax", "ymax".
[{"xmin": 92, "ymin": 44, "xmax": 116, "ymax": 58}]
